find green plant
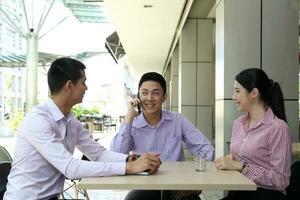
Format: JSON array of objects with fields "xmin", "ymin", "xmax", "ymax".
[
  {"xmin": 71, "ymin": 105, "xmax": 86, "ymax": 119},
  {"xmin": 9, "ymin": 111, "xmax": 24, "ymax": 133},
  {"xmin": 88, "ymin": 107, "xmax": 100, "ymax": 115},
  {"xmin": 71, "ymin": 106, "xmax": 100, "ymax": 120}
]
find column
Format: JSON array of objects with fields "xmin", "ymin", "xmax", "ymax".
[
  {"xmin": 26, "ymin": 29, "xmax": 38, "ymax": 112},
  {"xmin": 170, "ymin": 45, "xmax": 180, "ymax": 112},
  {"xmin": 215, "ymin": 0, "xmax": 298, "ymax": 158},
  {"xmin": 180, "ymin": 18, "xmax": 215, "ymax": 143},
  {"xmin": 164, "ymin": 63, "xmax": 171, "ymax": 111}
]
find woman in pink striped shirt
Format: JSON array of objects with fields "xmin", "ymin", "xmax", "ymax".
[{"xmin": 214, "ymin": 68, "xmax": 292, "ymax": 200}]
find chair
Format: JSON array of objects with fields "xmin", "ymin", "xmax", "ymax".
[
  {"xmin": 61, "ymin": 139, "xmax": 103, "ymax": 200},
  {"xmin": 102, "ymin": 115, "xmax": 116, "ymax": 134},
  {"xmin": 61, "ymin": 151, "xmax": 91, "ymax": 200},
  {"xmin": 61, "ymin": 179, "xmax": 89, "ymax": 200},
  {"xmin": 286, "ymin": 159, "xmax": 300, "ymax": 200},
  {"xmin": 0, "ymin": 146, "xmax": 13, "ymax": 200}
]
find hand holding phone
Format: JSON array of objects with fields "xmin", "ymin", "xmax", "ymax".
[
  {"xmin": 135, "ymin": 93, "xmax": 141, "ymax": 114},
  {"xmin": 125, "ymin": 99, "xmax": 141, "ymax": 123},
  {"xmin": 135, "ymin": 102, "xmax": 141, "ymax": 114}
]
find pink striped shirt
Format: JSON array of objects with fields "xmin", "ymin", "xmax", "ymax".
[{"xmin": 230, "ymin": 108, "xmax": 292, "ymax": 192}]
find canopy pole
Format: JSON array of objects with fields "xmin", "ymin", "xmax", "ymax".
[{"xmin": 25, "ymin": 29, "xmax": 38, "ymax": 112}]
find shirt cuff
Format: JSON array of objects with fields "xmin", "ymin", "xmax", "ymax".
[
  {"xmin": 111, "ymin": 162, "xmax": 126, "ymax": 175},
  {"xmin": 102, "ymin": 150, "xmax": 128, "ymax": 162}
]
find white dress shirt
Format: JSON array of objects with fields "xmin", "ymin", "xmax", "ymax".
[{"xmin": 4, "ymin": 99, "xmax": 127, "ymax": 200}]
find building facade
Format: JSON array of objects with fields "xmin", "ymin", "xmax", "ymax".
[{"xmin": 0, "ymin": 0, "xmax": 26, "ymax": 121}]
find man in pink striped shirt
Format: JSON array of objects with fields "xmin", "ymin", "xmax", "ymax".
[{"xmin": 214, "ymin": 68, "xmax": 292, "ymax": 200}]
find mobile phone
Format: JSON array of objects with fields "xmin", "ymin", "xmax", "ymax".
[
  {"xmin": 136, "ymin": 93, "xmax": 141, "ymax": 114},
  {"xmin": 136, "ymin": 168, "xmax": 150, "ymax": 175},
  {"xmin": 136, "ymin": 170, "xmax": 150, "ymax": 175},
  {"xmin": 136, "ymin": 102, "xmax": 141, "ymax": 114}
]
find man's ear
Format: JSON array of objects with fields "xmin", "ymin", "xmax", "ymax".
[
  {"xmin": 162, "ymin": 93, "xmax": 167, "ymax": 102},
  {"xmin": 65, "ymin": 80, "xmax": 73, "ymax": 93}
]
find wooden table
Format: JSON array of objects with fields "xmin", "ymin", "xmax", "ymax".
[
  {"xmin": 292, "ymin": 142, "xmax": 300, "ymax": 155},
  {"xmin": 78, "ymin": 161, "xmax": 256, "ymax": 191}
]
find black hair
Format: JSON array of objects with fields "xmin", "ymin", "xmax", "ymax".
[
  {"xmin": 235, "ymin": 68, "xmax": 286, "ymax": 122},
  {"xmin": 48, "ymin": 57, "xmax": 86, "ymax": 95},
  {"xmin": 138, "ymin": 72, "xmax": 166, "ymax": 94}
]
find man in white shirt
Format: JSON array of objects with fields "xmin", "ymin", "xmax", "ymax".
[{"xmin": 4, "ymin": 57, "xmax": 161, "ymax": 200}]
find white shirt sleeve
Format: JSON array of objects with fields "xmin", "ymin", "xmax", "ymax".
[
  {"xmin": 23, "ymin": 113, "xmax": 126, "ymax": 180},
  {"xmin": 75, "ymin": 123, "xmax": 128, "ymax": 162}
]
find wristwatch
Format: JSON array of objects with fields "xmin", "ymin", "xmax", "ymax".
[
  {"xmin": 126, "ymin": 154, "xmax": 141, "ymax": 162},
  {"xmin": 125, "ymin": 155, "xmax": 131, "ymax": 162},
  {"xmin": 240, "ymin": 161, "xmax": 246, "ymax": 172}
]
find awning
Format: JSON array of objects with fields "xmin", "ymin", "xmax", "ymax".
[
  {"xmin": 105, "ymin": 31, "xmax": 126, "ymax": 63},
  {"xmin": 64, "ymin": 0, "xmax": 109, "ymax": 23},
  {"xmin": 0, "ymin": 52, "xmax": 60, "ymax": 67}
]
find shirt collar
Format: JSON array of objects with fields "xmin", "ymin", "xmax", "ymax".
[
  {"xmin": 133, "ymin": 110, "xmax": 173, "ymax": 128},
  {"xmin": 241, "ymin": 107, "xmax": 275, "ymax": 127},
  {"xmin": 260, "ymin": 107, "xmax": 275, "ymax": 125},
  {"xmin": 46, "ymin": 98, "xmax": 72, "ymax": 122}
]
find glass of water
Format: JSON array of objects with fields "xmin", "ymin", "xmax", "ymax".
[{"xmin": 194, "ymin": 152, "xmax": 207, "ymax": 171}]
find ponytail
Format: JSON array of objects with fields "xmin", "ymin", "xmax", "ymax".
[
  {"xmin": 236, "ymin": 68, "xmax": 287, "ymax": 122},
  {"xmin": 268, "ymin": 81, "xmax": 287, "ymax": 122}
]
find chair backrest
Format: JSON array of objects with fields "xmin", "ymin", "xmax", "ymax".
[
  {"xmin": 0, "ymin": 162, "xmax": 11, "ymax": 197},
  {"xmin": 286, "ymin": 159, "xmax": 300, "ymax": 200},
  {"xmin": 0, "ymin": 146, "xmax": 12, "ymax": 163},
  {"xmin": 0, "ymin": 146, "xmax": 12, "ymax": 199}
]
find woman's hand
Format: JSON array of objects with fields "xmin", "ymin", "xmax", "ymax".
[{"xmin": 214, "ymin": 154, "xmax": 243, "ymax": 171}]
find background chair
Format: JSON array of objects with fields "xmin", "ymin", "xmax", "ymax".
[
  {"xmin": 0, "ymin": 146, "xmax": 13, "ymax": 200},
  {"xmin": 102, "ymin": 115, "xmax": 116, "ymax": 134},
  {"xmin": 286, "ymin": 159, "xmax": 300, "ymax": 200}
]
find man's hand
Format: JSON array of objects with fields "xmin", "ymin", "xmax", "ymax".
[
  {"xmin": 124, "ymin": 98, "xmax": 141, "ymax": 123},
  {"xmin": 214, "ymin": 154, "xmax": 243, "ymax": 171},
  {"xmin": 175, "ymin": 190, "xmax": 202, "ymax": 200},
  {"xmin": 125, "ymin": 153, "xmax": 161, "ymax": 174}
]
